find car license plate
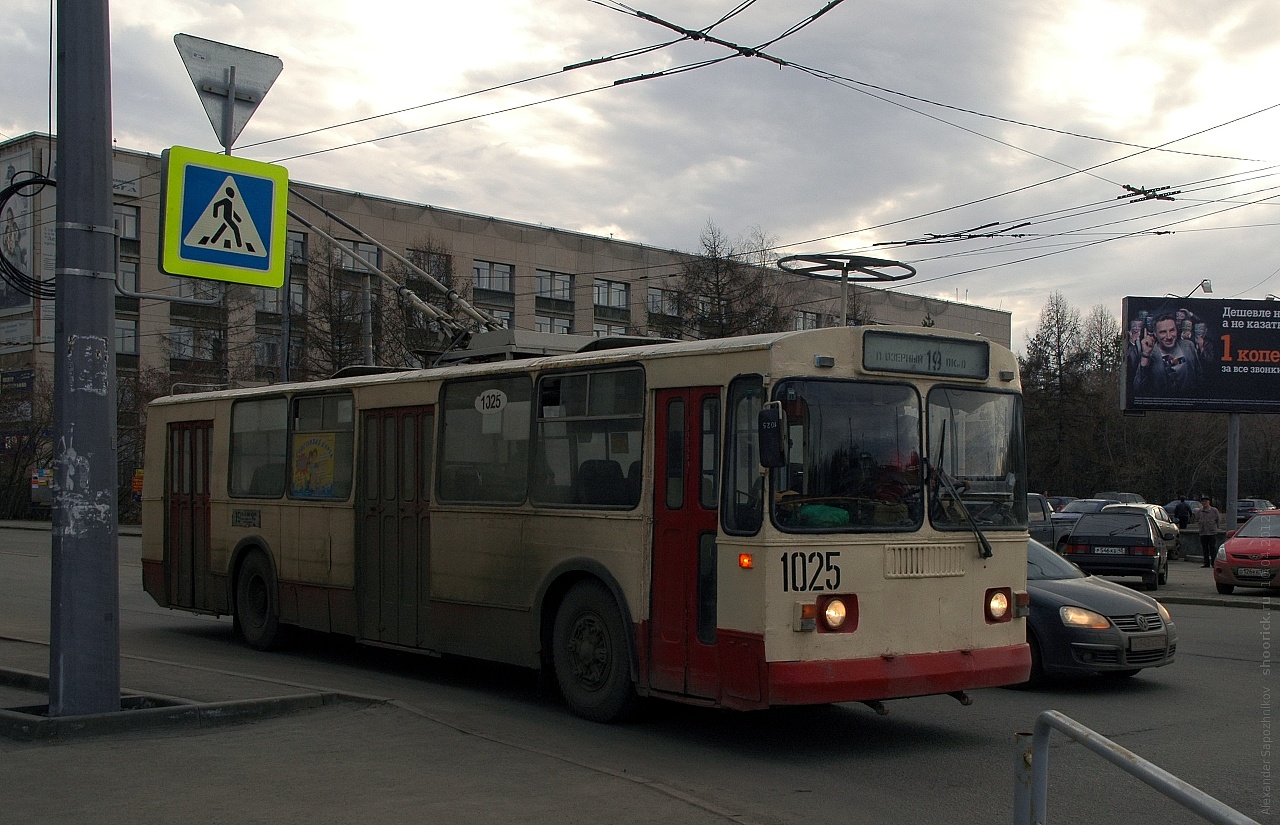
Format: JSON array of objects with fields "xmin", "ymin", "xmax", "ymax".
[
  {"xmin": 1130, "ymin": 635, "xmax": 1166, "ymax": 651},
  {"xmin": 1093, "ymin": 546, "xmax": 1126, "ymax": 555},
  {"xmin": 1236, "ymin": 568, "xmax": 1273, "ymax": 579}
]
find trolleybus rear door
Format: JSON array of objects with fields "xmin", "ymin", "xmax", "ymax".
[
  {"xmin": 357, "ymin": 406, "xmax": 433, "ymax": 648},
  {"xmin": 166, "ymin": 420, "xmax": 212, "ymax": 610},
  {"xmin": 650, "ymin": 388, "xmax": 721, "ymax": 698}
]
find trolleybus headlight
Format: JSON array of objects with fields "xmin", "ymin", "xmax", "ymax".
[
  {"xmin": 984, "ymin": 588, "xmax": 1012, "ymax": 623},
  {"xmin": 823, "ymin": 598, "xmax": 847, "ymax": 629}
]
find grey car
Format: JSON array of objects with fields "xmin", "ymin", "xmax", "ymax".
[{"xmin": 1062, "ymin": 511, "xmax": 1170, "ymax": 590}]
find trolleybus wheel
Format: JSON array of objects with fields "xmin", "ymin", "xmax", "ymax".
[
  {"xmin": 235, "ymin": 551, "xmax": 286, "ymax": 651},
  {"xmin": 552, "ymin": 581, "xmax": 637, "ymax": 722}
]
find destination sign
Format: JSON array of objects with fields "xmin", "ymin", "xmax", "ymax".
[{"xmin": 862, "ymin": 330, "xmax": 989, "ymax": 379}]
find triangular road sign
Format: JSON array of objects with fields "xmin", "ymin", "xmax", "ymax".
[
  {"xmin": 182, "ymin": 175, "xmax": 268, "ymax": 258},
  {"xmin": 175, "ymin": 33, "xmax": 283, "ymax": 150}
]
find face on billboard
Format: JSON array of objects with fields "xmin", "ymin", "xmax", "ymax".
[{"xmin": 1155, "ymin": 318, "xmax": 1179, "ymax": 350}]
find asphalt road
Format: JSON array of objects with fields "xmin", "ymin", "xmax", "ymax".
[{"xmin": 0, "ymin": 527, "xmax": 1270, "ymax": 825}]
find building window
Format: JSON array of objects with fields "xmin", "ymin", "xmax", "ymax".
[
  {"xmin": 114, "ymin": 318, "xmax": 138, "ymax": 354},
  {"xmin": 256, "ymin": 331, "xmax": 280, "ymax": 367},
  {"xmin": 488, "ymin": 309, "xmax": 513, "ymax": 329},
  {"xmin": 536, "ymin": 270, "xmax": 573, "ymax": 301},
  {"xmin": 535, "ymin": 315, "xmax": 572, "ymax": 334},
  {"xmin": 286, "ymin": 230, "xmax": 307, "ymax": 262},
  {"xmin": 647, "ymin": 287, "xmax": 678, "ymax": 316},
  {"xmin": 339, "ymin": 240, "xmax": 380, "ymax": 273},
  {"xmin": 594, "ymin": 279, "xmax": 628, "ymax": 309},
  {"xmin": 117, "ymin": 260, "xmax": 139, "ymax": 294},
  {"xmin": 256, "ymin": 287, "xmax": 281, "ymax": 314},
  {"xmin": 408, "ymin": 248, "xmax": 452, "ymax": 280},
  {"xmin": 170, "ymin": 325, "xmax": 222, "ymax": 361},
  {"xmin": 170, "ymin": 276, "xmax": 222, "ymax": 301},
  {"xmin": 794, "ymin": 310, "xmax": 821, "ymax": 330},
  {"xmin": 113, "ymin": 204, "xmax": 139, "ymax": 240},
  {"xmin": 593, "ymin": 322, "xmax": 627, "ymax": 337},
  {"xmin": 289, "ymin": 282, "xmax": 307, "ymax": 314},
  {"xmin": 473, "ymin": 260, "xmax": 514, "ymax": 293}
]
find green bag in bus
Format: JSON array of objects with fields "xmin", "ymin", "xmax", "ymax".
[{"xmin": 796, "ymin": 504, "xmax": 850, "ymax": 527}]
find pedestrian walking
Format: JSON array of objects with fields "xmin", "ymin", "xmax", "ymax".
[
  {"xmin": 1197, "ymin": 496, "xmax": 1221, "ymax": 567},
  {"xmin": 1172, "ymin": 495, "xmax": 1192, "ymax": 530}
]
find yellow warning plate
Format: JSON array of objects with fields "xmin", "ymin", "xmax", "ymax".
[{"xmin": 159, "ymin": 145, "xmax": 288, "ymax": 287}]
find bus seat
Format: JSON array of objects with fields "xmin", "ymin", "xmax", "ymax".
[
  {"xmin": 249, "ymin": 463, "xmax": 285, "ymax": 496},
  {"xmin": 575, "ymin": 459, "xmax": 626, "ymax": 505},
  {"xmin": 625, "ymin": 461, "xmax": 642, "ymax": 503}
]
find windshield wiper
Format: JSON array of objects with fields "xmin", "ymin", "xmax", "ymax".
[{"xmin": 933, "ymin": 421, "xmax": 994, "ymax": 559}]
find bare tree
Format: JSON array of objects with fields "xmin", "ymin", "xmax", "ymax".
[
  {"xmin": 664, "ymin": 221, "xmax": 790, "ymax": 340},
  {"xmin": 0, "ymin": 368, "xmax": 52, "ymax": 519}
]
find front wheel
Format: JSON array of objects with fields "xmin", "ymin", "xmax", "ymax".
[
  {"xmin": 552, "ymin": 581, "xmax": 637, "ymax": 722},
  {"xmin": 235, "ymin": 551, "xmax": 288, "ymax": 651},
  {"xmin": 1216, "ymin": 582, "xmax": 1235, "ymax": 595}
]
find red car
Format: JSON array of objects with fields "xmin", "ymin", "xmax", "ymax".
[{"xmin": 1214, "ymin": 510, "xmax": 1280, "ymax": 595}]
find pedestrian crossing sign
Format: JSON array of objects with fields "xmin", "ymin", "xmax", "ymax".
[{"xmin": 159, "ymin": 145, "xmax": 288, "ymax": 287}]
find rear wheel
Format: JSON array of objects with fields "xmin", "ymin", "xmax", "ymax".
[
  {"xmin": 552, "ymin": 581, "xmax": 637, "ymax": 722},
  {"xmin": 1143, "ymin": 572, "xmax": 1159, "ymax": 591},
  {"xmin": 1157, "ymin": 560, "xmax": 1168, "ymax": 586},
  {"xmin": 235, "ymin": 551, "xmax": 288, "ymax": 651},
  {"xmin": 1216, "ymin": 582, "xmax": 1235, "ymax": 595}
]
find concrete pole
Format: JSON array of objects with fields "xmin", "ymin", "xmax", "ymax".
[{"xmin": 49, "ymin": 0, "xmax": 121, "ymax": 716}]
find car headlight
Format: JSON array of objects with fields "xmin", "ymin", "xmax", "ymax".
[
  {"xmin": 1156, "ymin": 602, "xmax": 1172, "ymax": 623},
  {"xmin": 1060, "ymin": 605, "xmax": 1110, "ymax": 629}
]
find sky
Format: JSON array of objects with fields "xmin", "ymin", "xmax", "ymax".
[{"xmin": 3, "ymin": 0, "xmax": 1280, "ymax": 348}]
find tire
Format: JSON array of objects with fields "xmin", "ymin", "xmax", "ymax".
[
  {"xmin": 235, "ymin": 551, "xmax": 288, "ymax": 651},
  {"xmin": 1143, "ymin": 573, "xmax": 1158, "ymax": 592},
  {"xmin": 1216, "ymin": 582, "xmax": 1235, "ymax": 595},
  {"xmin": 552, "ymin": 581, "xmax": 637, "ymax": 722},
  {"xmin": 1158, "ymin": 560, "xmax": 1168, "ymax": 586}
]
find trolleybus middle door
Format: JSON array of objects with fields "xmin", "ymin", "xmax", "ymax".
[{"xmin": 650, "ymin": 387, "xmax": 720, "ymax": 699}]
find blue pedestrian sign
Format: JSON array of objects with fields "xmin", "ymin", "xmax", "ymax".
[{"xmin": 160, "ymin": 145, "xmax": 288, "ymax": 287}]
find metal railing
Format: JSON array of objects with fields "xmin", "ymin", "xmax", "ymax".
[{"xmin": 1014, "ymin": 710, "xmax": 1258, "ymax": 825}]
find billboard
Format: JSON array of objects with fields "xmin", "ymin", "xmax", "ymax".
[{"xmin": 1122, "ymin": 296, "xmax": 1280, "ymax": 413}]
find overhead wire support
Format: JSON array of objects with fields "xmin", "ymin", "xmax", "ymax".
[{"xmin": 1120, "ymin": 184, "xmax": 1181, "ymax": 202}]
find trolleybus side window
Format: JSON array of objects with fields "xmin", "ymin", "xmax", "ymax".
[
  {"xmin": 230, "ymin": 398, "xmax": 288, "ymax": 498},
  {"xmin": 770, "ymin": 380, "xmax": 923, "ymax": 532},
  {"xmin": 533, "ymin": 367, "xmax": 644, "ymax": 508},
  {"xmin": 700, "ymin": 396, "xmax": 720, "ymax": 509},
  {"xmin": 438, "ymin": 375, "xmax": 532, "ymax": 504},
  {"xmin": 927, "ymin": 387, "xmax": 1026, "ymax": 530},
  {"xmin": 722, "ymin": 375, "xmax": 764, "ymax": 535},
  {"xmin": 290, "ymin": 394, "xmax": 354, "ymax": 500}
]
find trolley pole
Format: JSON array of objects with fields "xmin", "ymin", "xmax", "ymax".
[{"xmin": 48, "ymin": 0, "xmax": 121, "ymax": 716}]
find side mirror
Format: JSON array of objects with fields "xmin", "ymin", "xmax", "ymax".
[{"xmin": 758, "ymin": 401, "xmax": 787, "ymax": 469}]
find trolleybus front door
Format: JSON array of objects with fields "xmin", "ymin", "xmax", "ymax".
[
  {"xmin": 357, "ymin": 407, "xmax": 433, "ymax": 648},
  {"xmin": 650, "ymin": 388, "xmax": 721, "ymax": 699},
  {"xmin": 166, "ymin": 420, "xmax": 212, "ymax": 610}
]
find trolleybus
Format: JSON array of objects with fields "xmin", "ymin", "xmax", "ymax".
[{"xmin": 142, "ymin": 325, "xmax": 1031, "ymax": 720}]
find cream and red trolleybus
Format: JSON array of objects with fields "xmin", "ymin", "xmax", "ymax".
[{"xmin": 142, "ymin": 325, "xmax": 1031, "ymax": 720}]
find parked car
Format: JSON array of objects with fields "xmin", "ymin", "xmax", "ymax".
[
  {"xmin": 1049, "ymin": 499, "xmax": 1122, "ymax": 548},
  {"xmin": 1024, "ymin": 538, "xmax": 1177, "ymax": 683},
  {"xmin": 1095, "ymin": 491, "xmax": 1145, "ymax": 504},
  {"xmin": 1213, "ymin": 510, "xmax": 1280, "ymax": 595},
  {"xmin": 1163, "ymin": 498, "xmax": 1202, "ymax": 523},
  {"xmin": 1046, "ymin": 496, "xmax": 1077, "ymax": 512},
  {"xmin": 1028, "ymin": 493, "xmax": 1072, "ymax": 549},
  {"xmin": 1061, "ymin": 511, "xmax": 1170, "ymax": 590},
  {"xmin": 1102, "ymin": 503, "xmax": 1179, "ymax": 549},
  {"xmin": 1237, "ymin": 498, "xmax": 1276, "ymax": 521}
]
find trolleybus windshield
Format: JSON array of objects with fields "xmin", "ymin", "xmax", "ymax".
[
  {"xmin": 927, "ymin": 386, "xmax": 1026, "ymax": 530},
  {"xmin": 770, "ymin": 379, "xmax": 923, "ymax": 531}
]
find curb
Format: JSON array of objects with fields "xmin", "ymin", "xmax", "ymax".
[{"xmin": 0, "ymin": 668, "xmax": 385, "ymax": 742}]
